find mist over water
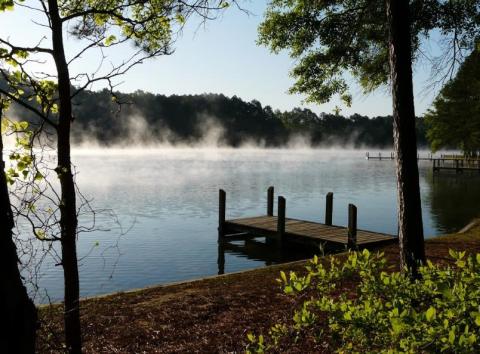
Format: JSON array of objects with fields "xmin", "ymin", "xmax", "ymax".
[{"xmin": 13, "ymin": 147, "xmax": 480, "ymax": 303}]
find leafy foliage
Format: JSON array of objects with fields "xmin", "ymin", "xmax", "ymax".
[
  {"xmin": 425, "ymin": 47, "xmax": 480, "ymax": 156},
  {"xmin": 247, "ymin": 250, "xmax": 480, "ymax": 353},
  {"xmin": 258, "ymin": 0, "xmax": 480, "ymax": 105},
  {"xmin": 0, "ymin": 117, "xmax": 40, "ymax": 185}
]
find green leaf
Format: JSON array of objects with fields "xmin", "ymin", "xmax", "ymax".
[
  {"xmin": 426, "ymin": 307, "xmax": 436, "ymax": 322},
  {"xmin": 35, "ymin": 229, "xmax": 45, "ymax": 240},
  {"xmin": 449, "ymin": 330, "xmax": 455, "ymax": 344},
  {"xmin": 104, "ymin": 35, "xmax": 117, "ymax": 46},
  {"xmin": 284, "ymin": 285, "xmax": 293, "ymax": 294},
  {"xmin": 34, "ymin": 171, "xmax": 43, "ymax": 181},
  {"xmin": 390, "ymin": 318, "xmax": 403, "ymax": 334},
  {"xmin": 449, "ymin": 249, "xmax": 457, "ymax": 259},
  {"xmin": 0, "ymin": 0, "xmax": 15, "ymax": 11}
]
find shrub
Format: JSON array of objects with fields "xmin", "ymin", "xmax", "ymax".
[{"xmin": 246, "ymin": 249, "xmax": 480, "ymax": 353}]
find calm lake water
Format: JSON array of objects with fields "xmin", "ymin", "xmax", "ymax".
[{"xmin": 24, "ymin": 148, "xmax": 480, "ymax": 302}]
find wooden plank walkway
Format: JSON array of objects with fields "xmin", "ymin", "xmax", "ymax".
[
  {"xmin": 217, "ymin": 187, "xmax": 397, "ymax": 251},
  {"xmin": 224, "ymin": 215, "xmax": 396, "ymax": 247}
]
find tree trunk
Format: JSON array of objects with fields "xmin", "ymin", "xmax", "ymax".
[
  {"xmin": 48, "ymin": 0, "xmax": 82, "ymax": 352},
  {"xmin": 0, "ymin": 101, "xmax": 38, "ymax": 353},
  {"xmin": 386, "ymin": 0, "xmax": 426, "ymax": 273}
]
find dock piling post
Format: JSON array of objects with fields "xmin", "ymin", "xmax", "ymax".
[
  {"xmin": 218, "ymin": 189, "xmax": 226, "ymax": 240},
  {"xmin": 277, "ymin": 196, "xmax": 286, "ymax": 246},
  {"xmin": 267, "ymin": 186, "xmax": 274, "ymax": 216},
  {"xmin": 348, "ymin": 204, "xmax": 357, "ymax": 249},
  {"xmin": 217, "ymin": 242, "xmax": 225, "ymax": 275},
  {"xmin": 325, "ymin": 192, "xmax": 333, "ymax": 226}
]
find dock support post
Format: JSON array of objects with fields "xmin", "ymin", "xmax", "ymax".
[
  {"xmin": 267, "ymin": 186, "xmax": 274, "ymax": 216},
  {"xmin": 277, "ymin": 196, "xmax": 286, "ymax": 246},
  {"xmin": 217, "ymin": 242, "xmax": 225, "ymax": 275},
  {"xmin": 348, "ymin": 204, "xmax": 357, "ymax": 249},
  {"xmin": 325, "ymin": 192, "xmax": 333, "ymax": 226},
  {"xmin": 218, "ymin": 189, "xmax": 226, "ymax": 240}
]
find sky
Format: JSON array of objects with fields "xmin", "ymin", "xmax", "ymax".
[{"xmin": 0, "ymin": 1, "xmax": 444, "ymax": 117}]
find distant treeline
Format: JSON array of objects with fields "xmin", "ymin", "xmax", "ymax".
[
  {"xmin": 7, "ymin": 84, "xmax": 428, "ymax": 147},
  {"xmin": 70, "ymin": 89, "xmax": 428, "ymax": 147}
]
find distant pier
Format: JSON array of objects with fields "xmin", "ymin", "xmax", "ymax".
[
  {"xmin": 365, "ymin": 151, "xmax": 435, "ymax": 160},
  {"xmin": 432, "ymin": 158, "xmax": 480, "ymax": 173},
  {"xmin": 217, "ymin": 187, "xmax": 397, "ymax": 263},
  {"xmin": 366, "ymin": 152, "xmax": 480, "ymax": 173}
]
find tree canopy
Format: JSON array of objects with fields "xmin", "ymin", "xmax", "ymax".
[
  {"xmin": 258, "ymin": 0, "xmax": 479, "ymax": 105},
  {"xmin": 425, "ymin": 46, "xmax": 480, "ymax": 156}
]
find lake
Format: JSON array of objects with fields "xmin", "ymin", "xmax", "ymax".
[{"xmin": 23, "ymin": 148, "xmax": 480, "ymax": 302}]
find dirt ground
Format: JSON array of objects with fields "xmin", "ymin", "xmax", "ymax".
[{"xmin": 37, "ymin": 221, "xmax": 480, "ymax": 353}]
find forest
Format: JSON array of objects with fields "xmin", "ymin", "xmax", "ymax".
[
  {"xmin": 0, "ymin": 77, "xmax": 428, "ymax": 147},
  {"xmin": 68, "ymin": 89, "xmax": 427, "ymax": 147}
]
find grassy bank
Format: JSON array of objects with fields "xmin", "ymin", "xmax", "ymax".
[{"xmin": 38, "ymin": 220, "xmax": 480, "ymax": 353}]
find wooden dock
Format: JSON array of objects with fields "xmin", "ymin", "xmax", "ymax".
[
  {"xmin": 217, "ymin": 187, "xmax": 397, "ymax": 252},
  {"xmin": 366, "ymin": 151, "xmax": 436, "ymax": 161},
  {"xmin": 224, "ymin": 215, "xmax": 396, "ymax": 247},
  {"xmin": 433, "ymin": 158, "xmax": 480, "ymax": 173},
  {"xmin": 366, "ymin": 152, "xmax": 480, "ymax": 173}
]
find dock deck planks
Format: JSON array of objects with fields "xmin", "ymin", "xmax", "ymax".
[{"xmin": 224, "ymin": 215, "xmax": 396, "ymax": 247}]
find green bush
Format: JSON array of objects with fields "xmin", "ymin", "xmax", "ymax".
[{"xmin": 246, "ymin": 249, "xmax": 480, "ymax": 353}]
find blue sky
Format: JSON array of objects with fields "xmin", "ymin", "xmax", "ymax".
[{"xmin": 0, "ymin": 1, "xmax": 442, "ymax": 117}]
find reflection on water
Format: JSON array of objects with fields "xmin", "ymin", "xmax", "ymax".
[
  {"xmin": 217, "ymin": 239, "xmax": 323, "ymax": 275},
  {"xmin": 24, "ymin": 148, "xmax": 480, "ymax": 302},
  {"xmin": 424, "ymin": 171, "xmax": 480, "ymax": 233}
]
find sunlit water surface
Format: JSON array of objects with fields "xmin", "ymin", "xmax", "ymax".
[{"xmin": 20, "ymin": 148, "xmax": 480, "ymax": 302}]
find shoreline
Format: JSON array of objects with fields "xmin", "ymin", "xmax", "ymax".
[
  {"xmin": 38, "ymin": 218, "xmax": 480, "ymax": 353},
  {"xmin": 57, "ymin": 257, "xmax": 311, "ymax": 307},
  {"xmin": 48, "ymin": 219, "xmax": 479, "ymax": 306}
]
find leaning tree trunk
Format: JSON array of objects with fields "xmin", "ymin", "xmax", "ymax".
[
  {"xmin": 0, "ymin": 101, "xmax": 38, "ymax": 353},
  {"xmin": 48, "ymin": 0, "xmax": 82, "ymax": 352},
  {"xmin": 386, "ymin": 0, "xmax": 426, "ymax": 273}
]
